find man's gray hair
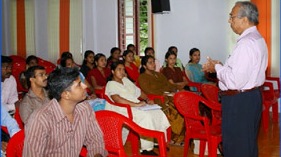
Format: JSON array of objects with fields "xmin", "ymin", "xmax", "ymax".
[{"xmin": 236, "ymin": 1, "xmax": 259, "ymax": 25}]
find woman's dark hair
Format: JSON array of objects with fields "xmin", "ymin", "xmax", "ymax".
[
  {"xmin": 47, "ymin": 67, "xmax": 80, "ymax": 101},
  {"xmin": 189, "ymin": 48, "xmax": 200, "ymax": 63},
  {"xmin": 107, "ymin": 61, "xmax": 125, "ymax": 82},
  {"xmin": 26, "ymin": 55, "xmax": 38, "ymax": 65},
  {"xmin": 165, "ymin": 51, "xmax": 177, "ymax": 59},
  {"xmin": 122, "ymin": 50, "xmax": 134, "ymax": 57},
  {"xmin": 140, "ymin": 55, "xmax": 155, "ymax": 74},
  {"xmin": 60, "ymin": 56, "xmax": 73, "ymax": 67},
  {"xmin": 126, "ymin": 44, "xmax": 135, "ymax": 50},
  {"xmin": 25, "ymin": 66, "xmax": 45, "ymax": 88},
  {"xmin": 144, "ymin": 47, "xmax": 155, "ymax": 56},
  {"xmin": 108, "ymin": 47, "xmax": 121, "ymax": 61},
  {"xmin": 61, "ymin": 51, "xmax": 73, "ymax": 59},
  {"xmin": 94, "ymin": 53, "xmax": 106, "ymax": 68},
  {"xmin": 110, "ymin": 47, "xmax": 121, "ymax": 55},
  {"xmin": 82, "ymin": 50, "xmax": 95, "ymax": 66},
  {"xmin": 168, "ymin": 46, "xmax": 178, "ymax": 53}
]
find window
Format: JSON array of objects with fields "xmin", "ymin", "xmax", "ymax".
[{"xmin": 118, "ymin": 0, "xmax": 149, "ymax": 56}]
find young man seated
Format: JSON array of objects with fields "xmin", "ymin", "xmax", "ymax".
[
  {"xmin": 19, "ymin": 66, "xmax": 50, "ymax": 124},
  {"xmin": 23, "ymin": 67, "xmax": 108, "ymax": 157},
  {"xmin": 1, "ymin": 55, "xmax": 20, "ymax": 114}
]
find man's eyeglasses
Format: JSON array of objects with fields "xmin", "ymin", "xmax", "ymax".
[
  {"xmin": 229, "ymin": 15, "xmax": 240, "ymax": 20},
  {"xmin": 34, "ymin": 73, "xmax": 48, "ymax": 78}
]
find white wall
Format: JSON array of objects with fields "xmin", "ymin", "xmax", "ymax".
[
  {"xmin": 271, "ymin": 0, "xmax": 280, "ymax": 77},
  {"xmin": 94, "ymin": 0, "xmax": 119, "ymax": 56},
  {"xmin": 34, "ymin": 0, "xmax": 48, "ymax": 59},
  {"xmin": 153, "ymin": 0, "xmax": 230, "ymax": 66}
]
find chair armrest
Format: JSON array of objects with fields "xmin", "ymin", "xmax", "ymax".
[
  {"xmin": 263, "ymin": 82, "xmax": 276, "ymax": 99},
  {"xmin": 122, "ymin": 118, "xmax": 167, "ymax": 156},
  {"xmin": 147, "ymin": 94, "xmax": 165, "ymax": 104},
  {"xmin": 188, "ymin": 82, "xmax": 202, "ymax": 92},
  {"xmin": 95, "ymin": 88, "xmax": 105, "ymax": 98},
  {"xmin": 266, "ymin": 76, "xmax": 280, "ymax": 91}
]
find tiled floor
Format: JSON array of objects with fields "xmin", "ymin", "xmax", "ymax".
[{"xmin": 124, "ymin": 116, "xmax": 280, "ymax": 157}]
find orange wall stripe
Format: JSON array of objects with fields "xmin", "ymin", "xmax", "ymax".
[
  {"xmin": 59, "ymin": 0, "xmax": 70, "ymax": 56},
  {"xmin": 251, "ymin": 0, "xmax": 272, "ymax": 76},
  {"xmin": 16, "ymin": 0, "xmax": 26, "ymax": 58}
]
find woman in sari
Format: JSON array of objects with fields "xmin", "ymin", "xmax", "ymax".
[
  {"xmin": 138, "ymin": 55, "xmax": 185, "ymax": 145},
  {"xmin": 105, "ymin": 61, "xmax": 170, "ymax": 155}
]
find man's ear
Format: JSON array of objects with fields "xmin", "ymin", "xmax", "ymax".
[{"xmin": 61, "ymin": 91, "xmax": 70, "ymax": 100}]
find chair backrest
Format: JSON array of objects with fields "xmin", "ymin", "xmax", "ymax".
[
  {"xmin": 104, "ymin": 93, "xmax": 134, "ymax": 119},
  {"xmin": 6, "ymin": 130, "xmax": 24, "ymax": 157},
  {"xmin": 10, "ymin": 55, "xmax": 28, "ymax": 94},
  {"xmin": 201, "ymin": 84, "xmax": 219, "ymax": 103},
  {"xmin": 174, "ymin": 91, "xmax": 222, "ymax": 131},
  {"xmin": 95, "ymin": 110, "xmax": 167, "ymax": 157},
  {"xmin": 37, "ymin": 57, "xmax": 56, "ymax": 74},
  {"xmin": 174, "ymin": 91, "xmax": 206, "ymax": 128}
]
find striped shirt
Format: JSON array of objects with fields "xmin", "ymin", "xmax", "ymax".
[{"xmin": 23, "ymin": 99, "xmax": 108, "ymax": 157}]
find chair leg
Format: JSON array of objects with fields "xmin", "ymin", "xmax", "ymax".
[
  {"xmin": 272, "ymin": 102, "xmax": 279, "ymax": 122},
  {"xmin": 199, "ymin": 140, "xmax": 206, "ymax": 157},
  {"xmin": 262, "ymin": 109, "xmax": 269, "ymax": 132},
  {"xmin": 183, "ymin": 136, "xmax": 190, "ymax": 157},
  {"xmin": 128, "ymin": 131, "xmax": 139, "ymax": 156}
]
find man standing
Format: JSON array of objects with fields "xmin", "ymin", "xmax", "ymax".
[
  {"xmin": 203, "ymin": 1, "xmax": 268, "ymax": 157},
  {"xmin": 1, "ymin": 55, "xmax": 19, "ymax": 114},
  {"xmin": 19, "ymin": 66, "xmax": 50, "ymax": 124},
  {"xmin": 23, "ymin": 67, "xmax": 108, "ymax": 157}
]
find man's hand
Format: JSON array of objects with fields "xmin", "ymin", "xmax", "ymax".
[{"xmin": 202, "ymin": 57, "xmax": 222, "ymax": 73}]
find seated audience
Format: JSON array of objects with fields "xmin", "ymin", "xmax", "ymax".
[
  {"xmin": 185, "ymin": 48, "xmax": 216, "ymax": 91},
  {"xmin": 80, "ymin": 50, "xmax": 95, "ymax": 78},
  {"xmin": 138, "ymin": 55, "xmax": 185, "ymax": 145},
  {"xmin": 87, "ymin": 53, "xmax": 111, "ymax": 90},
  {"xmin": 1, "ymin": 103, "xmax": 21, "ymax": 155},
  {"xmin": 2, "ymin": 55, "xmax": 20, "ymax": 114},
  {"xmin": 123, "ymin": 50, "xmax": 140, "ymax": 83},
  {"xmin": 107, "ymin": 47, "xmax": 121, "ymax": 68},
  {"xmin": 162, "ymin": 51, "xmax": 189, "ymax": 90},
  {"xmin": 127, "ymin": 44, "xmax": 141, "ymax": 68},
  {"xmin": 162, "ymin": 46, "xmax": 184, "ymax": 71},
  {"xmin": 144, "ymin": 47, "xmax": 161, "ymax": 72},
  {"xmin": 60, "ymin": 56, "xmax": 94, "ymax": 94},
  {"xmin": 19, "ymin": 66, "xmax": 50, "ymax": 124},
  {"xmin": 23, "ymin": 67, "xmax": 108, "ymax": 157},
  {"xmin": 19, "ymin": 55, "xmax": 39, "ymax": 90},
  {"xmin": 105, "ymin": 61, "xmax": 170, "ymax": 156}
]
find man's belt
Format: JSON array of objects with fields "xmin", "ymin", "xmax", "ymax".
[{"xmin": 219, "ymin": 86, "xmax": 260, "ymax": 96}]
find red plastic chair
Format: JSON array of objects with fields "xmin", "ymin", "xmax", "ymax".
[
  {"xmin": 266, "ymin": 76, "xmax": 280, "ymax": 100},
  {"xmin": 182, "ymin": 71, "xmax": 202, "ymax": 92},
  {"xmin": 6, "ymin": 130, "xmax": 24, "ymax": 157},
  {"xmin": 95, "ymin": 88, "xmax": 106, "ymax": 99},
  {"xmin": 6, "ymin": 129, "xmax": 87, "ymax": 157},
  {"xmin": 201, "ymin": 84, "xmax": 222, "ymax": 126},
  {"xmin": 104, "ymin": 93, "xmax": 171, "ymax": 153},
  {"xmin": 261, "ymin": 82, "xmax": 278, "ymax": 132},
  {"xmin": 201, "ymin": 84, "xmax": 219, "ymax": 103},
  {"xmin": 174, "ymin": 91, "xmax": 222, "ymax": 157},
  {"xmin": 10, "ymin": 55, "xmax": 28, "ymax": 96},
  {"xmin": 37, "ymin": 57, "xmax": 56, "ymax": 74},
  {"xmin": 96, "ymin": 110, "xmax": 167, "ymax": 157}
]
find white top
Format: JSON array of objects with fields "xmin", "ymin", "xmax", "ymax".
[
  {"xmin": 215, "ymin": 26, "xmax": 268, "ymax": 91},
  {"xmin": 2, "ymin": 75, "xmax": 18, "ymax": 111}
]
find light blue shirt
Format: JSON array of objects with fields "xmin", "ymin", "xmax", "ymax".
[{"xmin": 1, "ymin": 104, "xmax": 20, "ymax": 137}]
